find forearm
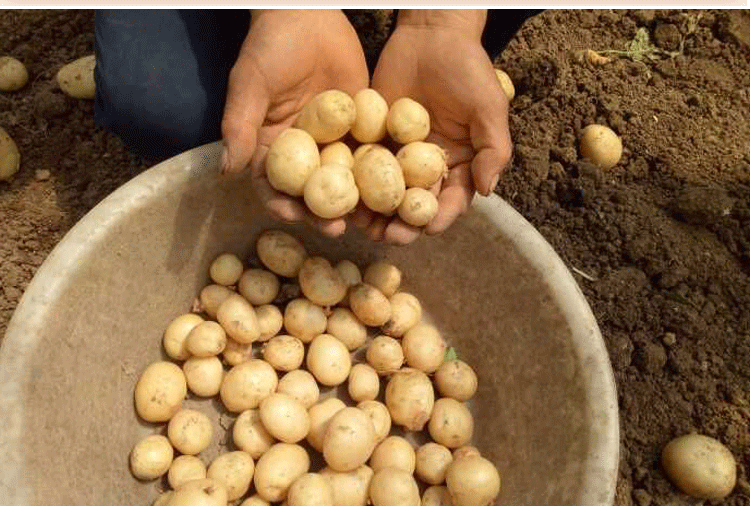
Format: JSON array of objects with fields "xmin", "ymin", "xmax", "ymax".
[{"xmin": 396, "ymin": 9, "xmax": 487, "ymax": 39}]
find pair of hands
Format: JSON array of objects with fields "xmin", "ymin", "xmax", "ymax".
[{"xmin": 221, "ymin": 9, "xmax": 512, "ymax": 245}]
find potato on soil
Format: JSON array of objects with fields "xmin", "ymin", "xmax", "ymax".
[
  {"xmin": 434, "ymin": 359, "xmax": 478, "ymax": 401},
  {"xmin": 307, "ymin": 397, "xmax": 347, "ymax": 452},
  {"xmin": 284, "ymin": 298, "xmax": 327, "ymax": 342},
  {"xmin": 168, "ymin": 455, "xmax": 207, "ymax": 490},
  {"xmin": 369, "ymin": 467, "xmax": 421, "ymax": 506},
  {"xmin": 385, "ymin": 368, "xmax": 435, "ymax": 431},
  {"xmin": 416, "ymin": 442, "xmax": 453, "ymax": 485},
  {"xmin": 167, "ymin": 478, "xmax": 228, "ymax": 506},
  {"xmin": 167, "ymin": 408, "xmax": 213, "ymax": 455},
  {"xmin": 216, "ymin": 293, "xmax": 260, "ymax": 345},
  {"xmin": 199, "ymin": 285, "xmax": 232, "ymax": 319},
  {"xmin": 306, "ymin": 334, "xmax": 351, "ymax": 386},
  {"xmin": 299, "ymin": 256, "xmax": 348, "ymax": 306},
  {"xmin": 293, "ymin": 89, "xmax": 356, "ymax": 143},
  {"xmin": 323, "ymin": 407, "xmax": 377, "ymax": 472},
  {"xmin": 661, "ymin": 433, "xmax": 737, "ymax": 500},
  {"xmin": 220, "ymin": 359, "xmax": 278, "ymax": 412},
  {"xmin": 320, "ymin": 465, "xmax": 374, "ymax": 506},
  {"xmin": 263, "ymin": 334, "xmax": 304, "ymax": 371},
  {"xmin": 253, "ymin": 443, "xmax": 311, "ymax": 502},
  {"xmin": 233, "ymin": 409, "xmax": 275, "ymax": 460},
  {"xmin": 207, "ymin": 451, "xmax": 255, "ymax": 502},
  {"xmin": 287, "ymin": 473, "xmax": 334, "ymax": 506},
  {"xmin": 366, "ymin": 335, "xmax": 404, "ymax": 375},
  {"xmin": 386, "ymin": 97, "xmax": 430, "ymax": 144},
  {"xmin": 579, "ymin": 124, "xmax": 622, "ymax": 171},
  {"xmin": 134, "ymin": 361, "xmax": 187, "ymax": 422},
  {"xmin": 348, "ymin": 363, "xmax": 380, "ymax": 402},
  {"xmin": 428, "ymin": 397, "xmax": 474, "ymax": 449},
  {"xmin": 352, "ymin": 145, "xmax": 406, "ymax": 215},
  {"xmin": 370, "ymin": 435, "xmax": 416, "ymax": 474},
  {"xmin": 445, "ymin": 455, "xmax": 501, "ymax": 505},
  {"xmin": 255, "ymin": 304, "xmax": 283, "ymax": 341},
  {"xmin": 209, "ymin": 253, "xmax": 243, "ymax": 286},
  {"xmin": 349, "ymin": 283, "xmax": 392, "ymax": 327},
  {"xmin": 357, "ymin": 400, "xmax": 392, "ymax": 443},
  {"xmin": 351, "ymin": 88, "xmax": 388, "ymax": 143},
  {"xmin": 398, "ymin": 187, "xmax": 439, "ymax": 227},
  {"xmin": 183, "ymin": 356, "xmax": 223, "ymax": 397},
  {"xmin": 185, "ymin": 320, "xmax": 227, "ymax": 357},
  {"xmin": 265, "ymin": 127, "xmax": 320, "ymax": 196},
  {"xmin": 130, "ymin": 434, "xmax": 173, "ymax": 480},
  {"xmin": 382, "ymin": 292, "xmax": 422, "ymax": 337},
  {"xmin": 260, "ymin": 392, "xmax": 310, "ymax": 443},
  {"xmin": 163, "ymin": 313, "xmax": 203, "ymax": 361},
  {"xmin": 396, "ymin": 142, "xmax": 448, "ymax": 189},
  {"xmin": 320, "ymin": 141, "xmax": 354, "ymax": 168},
  {"xmin": 256, "ymin": 230, "xmax": 307, "ymax": 278},
  {"xmin": 304, "ymin": 164, "xmax": 360, "ymax": 219},
  {"xmin": 0, "ymin": 126, "xmax": 20, "ymax": 182},
  {"xmin": 277, "ymin": 369, "xmax": 320, "ymax": 409},
  {"xmin": 238, "ymin": 268, "xmax": 280, "ymax": 306},
  {"xmin": 56, "ymin": 55, "xmax": 96, "ymax": 99},
  {"xmin": 402, "ymin": 323, "xmax": 446, "ymax": 373},
  {"xmin": 0, "ymin": 56, "xmax": 28, "ymax": 92},
  {"xmin": 326, "ymin": 307, "xmax": 367, "ymax": 351}
]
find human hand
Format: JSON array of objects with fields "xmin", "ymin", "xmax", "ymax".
[
  {"xmin": 221, "ymin": 9, "xmax": 369, "ymax": 237},
  {"xmin": 359, "ymin": 9, "xmax": 513, "ymax": 244}
]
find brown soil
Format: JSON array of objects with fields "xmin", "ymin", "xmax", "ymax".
[{"xmin": 1, "ymin": 8, "xmax": 750, "ymax": 506}]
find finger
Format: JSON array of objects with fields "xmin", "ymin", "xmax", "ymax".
[
  {"xmin": 366, "ymin": 215, "xmax": 390, "ymax": 242},
  {"xmin": 469, "ymin": 86, "xmax": 513, "ymax": 196},
  {"xmin": 350, "ymin": 204, "xmax": 376, "ymax": 231},
  {"xmin": 384, "ymin": 218, "xmax": 423, "ymax": 245},
  {"xmin": 425, "ymin": 163, "xmax": 474, "ymax": 236}
]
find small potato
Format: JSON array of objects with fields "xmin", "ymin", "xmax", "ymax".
[
  {"xmin": 153, "ymin": 491, "xmax": 173, "ymax": 506},
  {"xmin": 351, "ymin": 88, "xmax": 388, "ymax": 143},
  {"xmin": 416, "ymin": 442, "xmax": 453, "ymax": 485},
  {"xmin": 396, "ymin": 142, "xmax": 448, "ymax": 189},
  {"xmin": 580, "ymin": 124, "xmax": 622, "ymax": 171},
  {"xmin": 222, "ymin": 338, "xmax": 254, "ymax": 366},
  {"xmin": 167, "ymin": 478, "xmax": 228, "ymax": 506},
  {"xmin": 326, "ymin": 307, "xmax": 367, "ymax": 350},
  {"xmin": 207, "ymin": 451, "xmax": 255, "ymax": 502},
  {"xmin": 352, "ymin": 143, "xmax": 386, "ymax": 163},
  {"xmin": 238, "ymin": 269, "xmax": 280, "ymax": 306},
  {"xmin": 453, "ymin": 445, "xmax": 481, "ymax": 460},
  {"xmin": 163, "ymin": 313, "xmax": 204, "ymax": 361},
  {"xmin": 287, "ymin": 473, "xmax": 334, "ymax": 506},
  {"xmin": 349, "ymin": 283, "xmax": 392, "ymax": 327},
  {"xmin": 402, "ymin": 323, "xmax": 446, "ymax": 373},
  {"xmin": 320, "ymin": 141, "xmax": 354, "ymax": 168},
  {"xmin": 661, "ymin": 433, "xmax": 737, "ymax": 500},
  {"xmin": 199, "ymin": 284, "xmax": 233, "ymax": 319},
  {"xmin": 56, "ymin": 55, "xmax": 95, "ymax": 99},
  {"xmin": 386, "ymin": 97, "xmax": 430, "ymax": 144},
  {"xmin": 495, "ymin": 68, "xmax": 515, "ymax": 101},
  {"xmin": 183, "ymin": 356, "xmax": 223, "ymax": 397},
  {"xmin": 320, "ymin": 465, "xmax": 374, "ymax": 506},
  {"xmin": 130, "ymin": 434, "xmax": 173, "ymax": 480},
  {"xmin": 422, "ymin": 485, "xmax": 453, "ymax": 506},
  {"xmin": 0, "ymin": 56, "xmax": 28, "ymax": 92},
  {"xmin": 185, "ymin": 320, "xmax": 227, "ymax": 357},
  {"xmin": 445, "ymin": 456, "xmax": 501, "ymax": 506},
  {"xmin": 260, "ymin": 392, "xmax": 310, "ymax": 443},
  {"xmin": 363, "ymin": 261, "xmax": 402, "ymax": 297},
  {"xmin": 209, "ymin": 253, "xmax": 243, "ymax": 286},
  {"xmin": 353, "ymin": 145, "xmax": 406, "ymax": 215},
  {"xmin": 0, "ymin": 126, "xmax": 20, "ymax": 182},
  {"xmin": 382, "ymin": 292, "xmax": 422, "ymax": 338},
  {"xmin": 294, "ymin": 89, "xmax": 356, "ymax": 143},
  {"xmin": 348, "ymin": 363, "xmax": 380, "ymax": 402},
  {"xmin": 366, "ymin": 335, "xmax": 404, "ymax": 375},
  {"xmin": 257, "ymin": 230, "xmax": 307, "ymax": 278},
  {"xmin": 277, "ymin": 369, "xmax": 320, "ymax": 409},
  {"xmin": 263, "ymin": 335, "xmax": 304, "ymax": 372},
  {"xmin": 304, "ymin": 164, "xmax": 360, "ymax": 219},
  {"xmin": 216, "ymin": 293, "xmax": 260, "ymax": 345},
  {"xmin": 307, "ymin": 397, "xmax": 347, "ymax": 452},
  {"xmin": 233, "ymin": 409, "xmax": 275, "ymax": 460},
  {"xmin": 398, "ymin": 187, "xmax": 439, "ymax": 227},
  {"xmin": 220, "ymin": 359, "xmax": 278, "ymax": 413},
  {"xmin": 369, "ymin": 467, "xmax": 420, "ymax": 506},
  {"xmin": 370, "ymin": 436, "xmax": 416, "ymax": 474},
  {"xmin": 335, "ymin": 260, "xmax": 362, "ymax": 289},
  {"xmin": 307, "ymin": 334, "xmax": 352, "ymax": 386},
  {"xmin": 434, "ymin": 359, "xmax": 478, "ymax": 401},
  {"xmin": 299, "ymin": 257, "xmax": 347, "ymax": 307},
  {"xmin": 168, "ymin": 409, "xmax": 213, "ymax": 455},
  {"xmin": 265, "ymin": 127, "xmax": 320, "ymax": 196},
  {"xmin": 385, "ymin": 368, "xmax": 434, "ymax": 431},
  {"xmin": 357, "ymin": 400, "xmax": 392, "ymax": 443},
  {"xmin": 240, "ymin": 495, "xmax": 270, "ymax": 506},
  {"xmin": 253, "ymin": 443, "xmax": 311, "ymax": 502},
  {"xmin": 134, "ymin": 361, "xmax": 186, "ymax": 422},
  {"xmin": 323, "ymin": 407, "xmax": 377, "ymax": 472},
  {"xmin": 168, "ymin": 455, "xmax": 207, "ymax": 490},
  {"xmin": 256, "ymin": 304, "xmax": 283, "ymax": 341},
  {"xmin": 428, "ymin": 398, "xmax": 474, "ymax": 449},
  {"xmin": 284, "ymin": 298, "xmax": 327, "ymax": 342}
]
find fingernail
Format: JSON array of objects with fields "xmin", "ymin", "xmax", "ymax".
[
  {"xmin": 220, "ymin": 146, "xmax": 230, "ymax": 175},
  {"xmin": 488, "ymin": 173, "xmax": 500, "ymax": 195}
]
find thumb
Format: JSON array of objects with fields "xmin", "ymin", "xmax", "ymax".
[{"xmin": 469, "ymin": 95, "xmax": 513, "ymax": 196}]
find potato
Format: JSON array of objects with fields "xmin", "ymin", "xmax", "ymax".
[
  {"xmin": 259, "ymin": 392, "xmax": 310, "ymax": 443},
  {"xmin": 323, "ymin": 407, "xmax": 377, "ymax": 472},
  {"xmin": 661, "ymin": 433, "xmax": 737, "ymax": 500},
  {"xmin": 385, "ymin": 368, "xmax": 434, "ymax": 431},
  {"xmin": 422, "ymin": 485, "xmax": 453, "ymax": 506},
  {"xmin": 167, "ymin": 478, "xmax": 228, "ymax": 506},
  {"xmin": 370, "ymin": 436, "xmax": 416, "ymax": 474},
  {"xmin": 209, "ymin": 253, "xmax": 243, "ymax": 285},
  {"xmin": 0, "ymin": 56, "xmax": 27, "ymax": 92},
  {"xmin": 326, "ymin": 307, "xmax": 367, "ymax": 350},
  {"xmin": 261, "ymin": 335, "xmax": 303, "ymax": 372},
  {"xmin": 168, "ymin": 455, "xmax": 207, "ymax": 490},
  {"xmin": 220, "ymin": 359, "xmax": 278, "ymax": 412},
  {"xmin": 257, "ymin": 230, "xmax": 307, "ymax": 278},
  {"xmin": 129, "ymin": 434, "xmax": 173, "ymax": 480},
  {"xmin": 320, "ymin": 141, "xmax": 354, "ymax": 168},
  {"xmin": 352, "ymin": 145, "xmax": 406, "ymax": 215},
  {"xmin": 207, "ymin": 451, "xmax": 256, "ymax": 502},
  {"xmin": 56, "ymin": 55, "xmax": 95, "ymax": 99},
  {"xmin": 238, "ymin": 269, "xmax": 280, "ymax": 306},
  {"xmin": 320, "ymin": 465, "xmax": 374, "ymax": 506},
  {"xmin": 222, "ymin": 338, "xmax": 254, "ymax": 366},
  {"xmin": 185, "ymin": 320, "xmax": 227, "ymax": 357},
  {"xmin": 307, "ymin": 397, "xmax": 347, "ymax": 452},
  {"xmin": 349, "ymin": 283, "xmax": 392, "ymax": 327},
  {"xmin": 256, "ymin": 304, "xmax": 283, "ymax": 341},
  {"xmin": 402, "ymin": 323, "xmax": 446, "ymax": 373},
  {"xmin": 304, "ymin": 164, "xmax": 360, "ymax": 219},
  {"xmin": 494, "ymin": 68, "xmax": 515, "ymax": 101},
  {"xmin": 335, "ymin": 260, "xmax": 362, "ymax": 289},
  {"xmin": 369, "ymin": 467, "xmax": 421, "ymax": 506},
  {"xmin": 265, "ymin": 127, "xmax": 320, "ymax": 196},
  {"xmin": 167, "ymin": 409, "xmax": 213, "ymax": 455},
  {"xmin": 0, "ymin": 126, "xmax": 20, "ymax": 182},
  {"xmin": 382, "ymin": 292, "xmax": 422, "ymax": 338},
  {"xmin": 199, "ymin": 285, "xmax": 232, "ymax": 319},
  {"xmin": 153, "ymin": 491, "xmax": 173, "ymax": 506},
  {"xmin": 453, "ymin": 445, "xmax": 481, "ymax": 460},
  {"xmin": 253, "ymin": 443, "xmax": 311, "ymax": 502},
  {"xmin": 363, "ymin": 261, "xmax": 402, "ymax": 297},
  {"xmin": 134, "ymin": 361, "xmax": 186, "ymax": 422},
  {"xmin": 434, "ymin": 359, "xmax": 478, "ymax": 402},
  {"xmin": 233, "ymin": 409, "xmax": 275, "ymax": 459},
  {"xmin": 284, "ymin": 298, "xmax": 327, "ymax": 342},
  {"xmin": 396, "ymin": 142, "xmax": 447, "ymax": 189},
  {"xmin": 277, "ymin": 369, "xmax": 320, "ymax": 409},
  {"xmin": 348, "ymin": 363, "xmax": 380, "ymax": 402},
  {"xmin": 366, "ymin": 335, "xmax": 404, "ymax": 375},
  {"xmin": 357, "ymin": 400, "xmax": 392, "ymax": 443},
  {"xmin": 287, "ymin": 473, "xmax": 334, "ymax": 506},
  {"xmin": 398, "ymin": 187, "xmax": 439, "ymax": 227},
  {"xmin": 416, "ymin": 442, "xmax": 453, "ymax": 485},
  {"xmin": 298, "ymin": 257, "xmax": 348, "ymax": 307},
  {"xmin": 240, "ymin": 495, "xmax": 270, "ymax": 506},
  {"xmin": 216, "ymin": 293, "xmax": 260, "ymax": 345},
  {"xmin": 306, "ymin": 334, "xmax": 352, "ymax": 386},
  {"xmin": 351, "ymin": 88, "xmax": 388, "ymax": 143},
  {"xmin": 445, "ymin": 456, "xmax": 501, "ymax": 506},
  {"xmin": 580, "ymin": 124, "xmax": 622, "ymax": 171},
  {"xmin": 163, "ymin": 313, "xmax": 204, "ymax": 361},
  {"xmin": 294, "ymin": 89, "xmax": 356, "ymax": 143},
  {"xmin": 428, "ymin": 398, "xmax": 474, "ymax": 449},
  {"xmin": 183, "ymin": 355, "xmax": 223, "ymax": 397},
  {"xmin": 386, "ymin": 97, "xmax": 430, "ymax": 144}
]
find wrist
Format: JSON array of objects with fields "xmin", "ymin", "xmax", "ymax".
[{"xmin": 397, "ymin": 9, "xmax": 486, "ymax": 40}]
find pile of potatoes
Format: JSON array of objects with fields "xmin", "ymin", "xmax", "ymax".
[{"xmin": 130, "ymin": 229, "xmax": 501, "ymax": 506}]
